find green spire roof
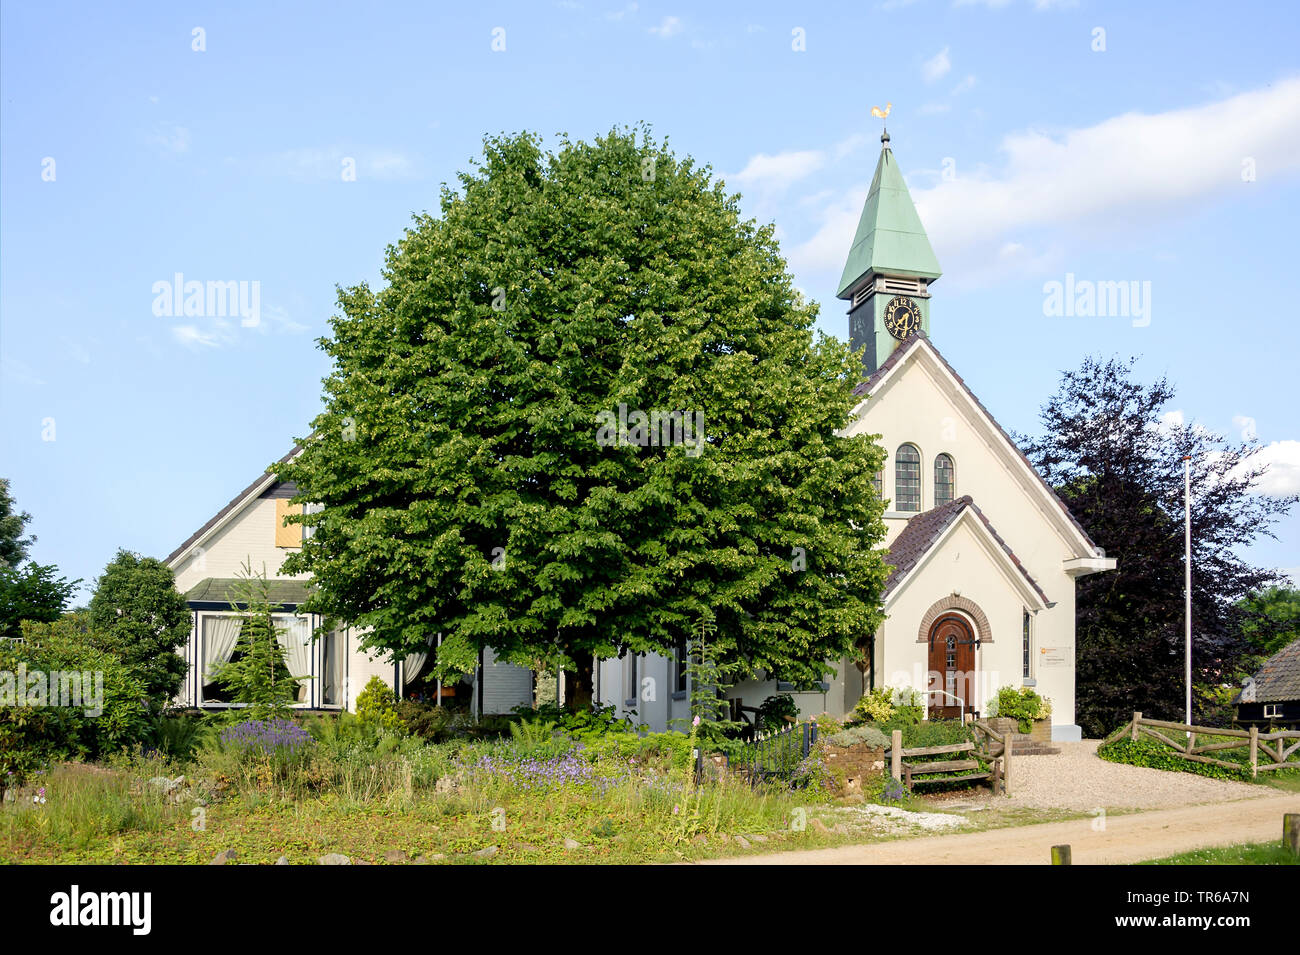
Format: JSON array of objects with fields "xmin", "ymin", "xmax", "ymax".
[{"xmin": 836, "ymin": 140, "xmax": 942, "ymax": 299}]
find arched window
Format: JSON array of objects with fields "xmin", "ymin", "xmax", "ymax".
[
  {"xmin": 934, "ymin": 453, "xmax": 955, "ymax": 506},
  {"xmin": 895, "ymin": 444, "xmax": 921, "ymax": 511}
]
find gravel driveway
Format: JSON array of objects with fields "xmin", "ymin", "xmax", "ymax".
[{"xmin": 995, "ymin": 740, "xmax": 1268, "ymax": 811}]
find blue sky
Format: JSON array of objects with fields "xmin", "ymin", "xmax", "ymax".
[{"xmin": 2, "ymin": 0, "xmax": 1298, "ymax": 598}]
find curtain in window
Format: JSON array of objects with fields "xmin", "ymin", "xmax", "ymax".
[
  {"xmin": 277, "ymin": 616, "xmax": 314, "ymax": 702},
  {"xmin": 202, "ymin": 616, "xmax": 243, "ymax": 682},
  {"xmin": 322, "ymin": 630, "xmax": 344, "ymax": 705},
  {"xmin": 402, "ymin": 639, "xmax": 432, "ymax": 687}
]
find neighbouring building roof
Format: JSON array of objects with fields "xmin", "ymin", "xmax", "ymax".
[
  {"xmin": 184, "ymin": 576, "xmax": 314, "ymax": 608},
  {"xmin": 166, "ymin": 444, "xmax": 302, "ymax": 566},
  {"xmin": 1239, "ymin": 639, "xmax": 1300, "ymax": 704},
  {"xmin": 883, "ymin": 494, "xmax": 1051, "ymax": 607},
  {"xmin": 854, "ymin": 332, "xmax": 1100, "ymax": 555}
]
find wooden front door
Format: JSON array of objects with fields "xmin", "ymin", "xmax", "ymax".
[{"xmin": 927, "ymin": 615, "xmax": 975, "ymax": 719}]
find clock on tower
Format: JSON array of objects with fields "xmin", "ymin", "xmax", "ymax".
[{"xmin": 836, "ymin": 125, "xmax": 942, "ymax": 374}]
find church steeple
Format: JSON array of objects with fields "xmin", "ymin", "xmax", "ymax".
[{"xmin": 837, "ymin": 130, "xmax": 942, "ymax": 374}]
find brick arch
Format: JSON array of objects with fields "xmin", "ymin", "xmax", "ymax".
[{"xmin": 916, "ymin": 594, "xmax": 992, "ymax": 644}]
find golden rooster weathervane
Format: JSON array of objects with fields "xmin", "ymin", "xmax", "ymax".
[{"xmin": 872, "ymin": 102, "xmax": 892, "ymax": 145}]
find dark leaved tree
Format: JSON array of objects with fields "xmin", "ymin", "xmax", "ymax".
[{"xmin": 1020, "ymin": 357, "xmax": 1295, "ymax": 735}]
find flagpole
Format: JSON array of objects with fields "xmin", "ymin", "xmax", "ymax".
[{"xmin": 1184, "ymin": 455, "xmax": 1192, "ymax": 726}]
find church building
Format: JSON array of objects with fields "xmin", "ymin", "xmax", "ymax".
[{"xmin": 597, "ymin": 130, "xmax": 1116, "ymax": 741}]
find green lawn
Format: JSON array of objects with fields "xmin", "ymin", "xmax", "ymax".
[{"xmin": 1142, "ymin": 843, "xmax": 1300, "ymax": 865}]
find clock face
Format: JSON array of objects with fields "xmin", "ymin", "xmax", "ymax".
[{"xmin": 883, "ymin": 295, "xmax": 922, "ymax": 340}]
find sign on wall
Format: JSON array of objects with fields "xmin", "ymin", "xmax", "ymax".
[{"xmin": 1039, "ymin": 647, "xmax": 1071, "ymax": 669}]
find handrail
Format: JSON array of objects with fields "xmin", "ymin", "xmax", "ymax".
[{"xmin": 927, "ymin": 688, "xmax": 965, "ymax": 723}]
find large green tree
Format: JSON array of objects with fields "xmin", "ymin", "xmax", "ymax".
[
  {"xmin": 1020, "ymin": 357, "xmax": 1295, "ymax": 734},
  {"xmin": 87, "ymin": 549, "xmax": 189, "ymax": 709},
  {"xmin": 277, "ymin": 127, "xmax": 889, "ymax": 696}
]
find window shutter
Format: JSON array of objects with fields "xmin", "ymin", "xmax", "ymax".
[{"xmin": 274, "ymin": 498, "xmax": 302, "ymax": 548}]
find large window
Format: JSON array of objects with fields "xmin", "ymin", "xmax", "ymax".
[
  {"xmin": 934, "ymin": 454, "xmax": 954, "ymax": 506},
  {"xmin": 895, "ymin": 444, "xmax": 921, "ymax": 511},
  {"xmin": 872, "ymin": 469, "xmax": 883, "ymax": 499}
]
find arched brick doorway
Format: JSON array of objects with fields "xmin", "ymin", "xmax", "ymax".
[{"xmin": 927, "ymin": 614, "xmax": 975, "ymax": 719}]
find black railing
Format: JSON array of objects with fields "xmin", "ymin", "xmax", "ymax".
[{"xmin": 724, "ymin": 721, "xmax": 818, "ymax": 787}]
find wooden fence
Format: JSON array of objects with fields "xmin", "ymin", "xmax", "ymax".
[
  {"xmin": 1103, "ymin": 711, "xmax": 1300, "ymax": 778},
  {"xmin": 887, "ymin": 722, "xmax": 1012, "ymax": 794}
]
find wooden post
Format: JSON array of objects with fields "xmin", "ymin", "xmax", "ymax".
[
  {"xmin": 1249, "ymin": 724, "xmax": 1259, "ymax": 779},
  {"xmin": 1003, "ymin": 732, "xmax": 1012, "ymax": 795},
  {"xmin": 1051, "ymin": 844, "xmax": 1071, "ymax": 866},
  {"xmin": 1131, "ymin": 711, "xmax": 1141, "ymax": 741},
  {"xmin": 1284, "ymin": 814, "xmax": 1299, "ymax": 857},
  {"xmin": 891, "ymin": 729, "xmax": 902, "ymax": 782}
]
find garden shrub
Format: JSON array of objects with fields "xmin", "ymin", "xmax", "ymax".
[
  {"xmin": 0, "ymin": 618, "xmax": 150, "ymax": 788},
  {"xmin": 1098, "ymin": 736, "xmax": 1250, "ymax": 781},
  {"xmin": 852, "ymin": 686, "xmax": 923, "ymax": 726},
  {"xmin": 356, "ymin": 676, "xmax": 405, "ymax": 733},
  {"xmin": 826, "ymin": 725, "xmax": 889, "ymax": 748},
  {"xmin": 987, "ymin": 685, "xmax": 1052, "ymax": 733}
]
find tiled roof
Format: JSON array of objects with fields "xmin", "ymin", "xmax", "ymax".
[
  {"xmin": 183, "ymin": 576, "xmax": 314, "ymax": 608},
  {"xmin": 883, "ymin": 495, "xmax": 1050, "ymax": 606},
  {"xmin": 165, "ymin": 444, "xmax": 301, "ymax": 567},
  {"xmin": 853, "ymin": 333, "xmax": 1099, "ymax": 554},
  {"xmin": 1240, "ymin": 639, "xmax": 1300, "ymax": 704}
]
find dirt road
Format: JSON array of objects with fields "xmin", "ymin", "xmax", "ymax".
[{"xmin": 700, "ymin": 792, "xmax": 1300, "ymax": 865}]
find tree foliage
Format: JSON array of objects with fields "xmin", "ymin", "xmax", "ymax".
[
  {"xmin": 1239, "ymin": 585, "xmax": 1300, "ymax": 661},
  {"xmin": 0, "ymin": 480, "xmax": 78, "ymax": 639},
  {"xmin": 1019, "ymin": 356, "xmax": 1295, "ymax": 734},
  {"xmin": 0, "ymin": 477, "xmax": 34, "ymax": 570},
  {"xmin": 276, "ymin": 127, "xmax": 889, "ymax": 688},
  {"xmin": 87, "ymin": 549, "xmax": 189, "ymax": 709}
]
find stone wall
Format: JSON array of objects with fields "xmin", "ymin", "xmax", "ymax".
[{"xmin": 820, "ymin": 743, "xmax": 887, "ymax": 797}]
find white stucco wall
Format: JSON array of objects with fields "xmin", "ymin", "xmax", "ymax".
[{"xmin": 845, "ymin": 344, "xmax": 1091, "ymax": 731}]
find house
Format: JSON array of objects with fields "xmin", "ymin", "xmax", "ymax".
[
  {"xmin": 596, "ymin": 130, "xmax": 1116, "ymax": 740},
  {"xmin": 166, "ymin": 450, "xmax": 534, "ymax": 715},
  {"xmin": 1236, "ymin": 639, "xmax": 1300, "ymax": 727}
]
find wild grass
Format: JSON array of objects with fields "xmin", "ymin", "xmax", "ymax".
[{"xmin": 0, "ymin": 762, "xmax": 179, "ymax": 853}]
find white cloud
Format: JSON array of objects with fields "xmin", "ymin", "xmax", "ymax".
[
  {"xmin": 2, "ymin": 358, "xmax": 44, "ymax": 387},
  {"xmin": 258, "ymin": 146, "xmax": 418, "ymax": 182},
  {"xmin": 1232, "ymin": 415, "xmax": 1258, "ymax": 441},
  {"xmin": 648, "ymin": 15, "xmax": 682, "ymax": 38},
  {"xmin": 922, "ymin": 47, "xmax": 952, "ymax": 83},
  {"xmin": 171, "ymin": 324, "xmax": 223, "ymax": 349},
  {"xmin": 1244, "ymin": 440, "xmax": 1300, "ymax": 497},
  {"xmin": 148, "ymin": 124, "xmax": 191, "ymax": 156},
  {"xmin": 789, "ymin": 78, "xmax": 1300, "ymax": 277},
  {"xmin": 731, "ymin": 149, "xmax": 826, "ymax": 189},
  {"xmin": 606, "ymin": 2, "xmax": 637, "ymax": 20},
  {"xmin": 950, "ymin": 74, "xmax": 977, "ymax": 95}
]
